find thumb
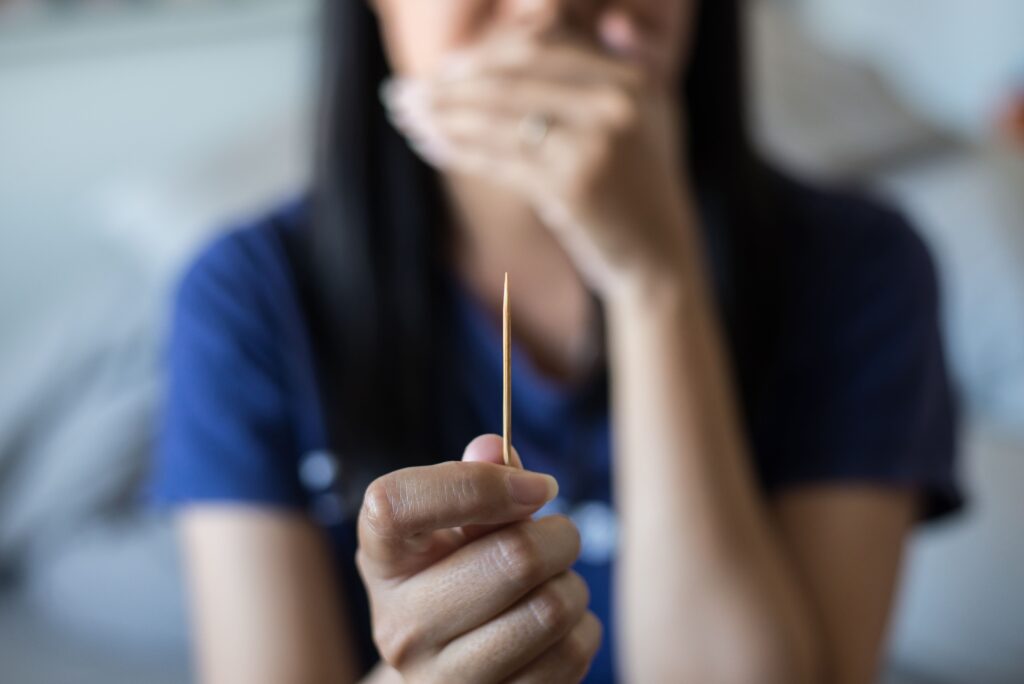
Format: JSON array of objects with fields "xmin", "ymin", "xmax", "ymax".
[
  {"xmin": 460, "ymin": 435, "xmax": 532, "ymax": 542},
  {"xmin": 462, "ymin": 433, "xmax": 524, "ymax": 470}
]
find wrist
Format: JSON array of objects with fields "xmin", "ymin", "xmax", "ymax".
[
  {"xmin": 605, "ymin": 262, "xmax": 693, "ymax": 320},
  {"xmin": 603, "ymin": 188, "xmax": 702, "ymax": 309},
  {"xmin": 604, "ymin": 240, "xmax": 702, "ymax": 322}
]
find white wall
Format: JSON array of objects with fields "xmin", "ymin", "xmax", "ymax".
[
  {"xmin": 794, "ymin": 0, "xmax": 1024, "ymax": 139},
  {"xmin": 0, "ymin": 0, "xmax": 315, "ymax": 362}
]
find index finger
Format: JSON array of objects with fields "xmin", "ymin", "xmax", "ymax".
[
  {"xmin": 358, "ymin": 461, "xmax": 558, "ymax": 571},
  {"xmin": 438, "ymin": 33, "xmax": 645, "ymax": 89}
]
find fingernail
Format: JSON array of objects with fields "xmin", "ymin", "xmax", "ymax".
[
  {"xmin": 385, "ymin": 77, "xmax": 432, "ymax": 113},
  {"xmin": 508, "ymin": 473, "xmax": 559, "ymax": 505},
  {"xmin": 404, "ymin": 127, "xmax": 453, "ymax": 164},
  {"xmin": 410, "ymin": 139, "xmax": 449, "ymax": 167},
  {"xmin": 384, "ymin": 103, "xmax": 412, "ymax": 129}
]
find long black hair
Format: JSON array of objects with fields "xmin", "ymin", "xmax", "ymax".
[{"xmin": 299, "ymin": 0, "xmax": 782, "ymax": 505}]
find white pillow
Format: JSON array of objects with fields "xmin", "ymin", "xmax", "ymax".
[
  {"xmin": 889, "ymin": 421, "xmax": 1024, "ymax": 683},
  {"xmin": 878, "ymin": 149, "xmax": 1024, "ymax": 437},
  {"xmin": 795, "ymin": 0, "xmax": 1024, "ymax": 139}
]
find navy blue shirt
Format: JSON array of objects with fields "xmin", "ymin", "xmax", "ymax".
[{"xmin": 152, "ymin": 185, "xmax": 960, "ymax": 681}]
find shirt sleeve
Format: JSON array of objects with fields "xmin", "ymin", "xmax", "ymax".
[
  {"xmin": 150, "ymin": 230, "xmax": 306, "ymax": 509},
  {"xmin": 755, "ymin": 200, "xmax": 962, "ymax": 520}
]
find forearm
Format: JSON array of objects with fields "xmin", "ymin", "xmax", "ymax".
[{"xmin": 606, "ymin": 219, "xmax": 821, "ymax": 683}]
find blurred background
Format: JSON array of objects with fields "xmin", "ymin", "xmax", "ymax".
[{"xmin": 0, "ymin": 0, "xmax": 1021, "ymax": 682}]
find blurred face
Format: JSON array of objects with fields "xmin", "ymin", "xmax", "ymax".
[{"xmin": 370, "ymin": 0, "xmax": 698, "ymax": 86}]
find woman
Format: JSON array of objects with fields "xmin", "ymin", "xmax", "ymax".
[{"xmin": 153, "ymin": 0, "xmax": 960, "ymax": 682}]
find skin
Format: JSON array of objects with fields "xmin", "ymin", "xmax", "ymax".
[{"xmin": 180, "ymin": 1, "xmax": 918, "ymax": 682}]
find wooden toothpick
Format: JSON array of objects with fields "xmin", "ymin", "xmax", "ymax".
[{"xmin": 502, "ymin": 272, "xmax": 512, "ymax": 467}]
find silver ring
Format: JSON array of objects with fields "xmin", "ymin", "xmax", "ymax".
[{"xmin": 519, "ymin": 112, "xmax": 552, "ymax": 149}]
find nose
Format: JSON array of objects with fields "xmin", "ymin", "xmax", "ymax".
[{"xmin": 501, "ymin": 0, "xmax": 601, "ymax": 39}]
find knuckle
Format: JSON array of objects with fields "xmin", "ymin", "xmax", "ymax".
[
  {"xmin": 373, "ymin": 616, "xmax": 425, "ymax": 669},
  {"xmin": 362, "ymin": 476, "xmax": 402, "ymax": 539},
  {"xmin": 563, "ymin": 613, "xmax": 601, "ymax": 674},
  {"xmin": 528, "ymin": 580, "xmax": 576, "ymax": 635},
  {"xmin": 516, "ymin": 41, "xmax": 542, "ymax": 64},
  {"xmin": 554, "ymin": 515, "xmax": 583, "ymax": 558},
  {"xmin": 589, "ymin": 612, "xmax": 604, "ymax": 650},
  {"xmin": 354, "ymin": 547, "xmax": 370, "ymax": 576},
  {"xmin": 562, "ymin": 630, "xmax": 590, "ymax": 672},
  {"xmin": 568, "ymin": 570, "xmax": 590, "ymax": 607},
  {"xmin": 544, "ymin": 515, "xmax": 583, "ymax": 566},
  {"xmin": 492, "ymin": 526, "xmax": 546, "ymax": 589},
  {"xmin": 603, "ymin": 89, "xmax": 638, "ymax": 128},
  {"xmin": 498, "ymin": 39, "xmax": 537, "ymax": 68},
  {"xmin": 447, "ymin": 467, "xmax": 482, "ymax": 508}
]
